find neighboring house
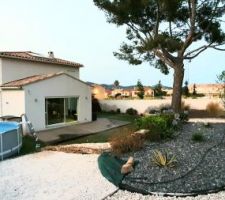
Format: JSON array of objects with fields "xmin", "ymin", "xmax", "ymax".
[
  {"xmin": 91, "ymin": 84, "xmax": 107, "ymax": 100},
  {"xmin": 111, "ymin": 88, "xmax": 123, "ymax": 97},
  {"xmin": 0, "ymin": 51, "xmax": 91, "ymax": 131},
  {"xmin": 131, "ymin": 87, "xmax": 154, "ymax": 98},
  {"xmin": 189, "ymin": 84, "xmax": 224, "ymax": 97},
  {"xmin": 121, "ymin": 89, "xmax": 132, "ymax": 98},
  {"xmin": 144, "ymin": 87, "xmax": 154, "ymax": 97},
  {"xmin": 105, "ymin": 89, "xmax": 112, "ymax": 98},
  {"xmin": 111, "ymin": 87, "xmax": 154, "ymax": 98}
]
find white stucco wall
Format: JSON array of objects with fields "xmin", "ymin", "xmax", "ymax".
[
  {"xmin": 100, "ymin": 98, "xmax": 223, "ymax": 114},
  {"xmin": 1, "ymin": 90, "xmax": 25, "ymax": 116},
  {"xmin": 0, "ymin": 58, "xmax": 80, "ymax": 84},
  {"xmin": 23, "ymin": 74, "xmax": 91, "ymax": 131}
]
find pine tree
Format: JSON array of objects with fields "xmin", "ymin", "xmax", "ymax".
[
  {"xmin": 183, "ymin": 81, "xmax": 189, "ymax": 97},
  {"xmin": 193, "ymin": 84, "xmax": 197, "ymax": 96},
  {"xmin": 114, "ymin": 80, "xmax": 119, "ymax": 89},
  {"xmin": 94, "ymin": 0, "xmax": 225, "ymax": 112},
  {"xmin": 136, "ymin": 80, "xmax": 145, "ymax": 99},
  {"xmin": 154, "ymin": 80, "xmax": 163, "ymax": 97}
]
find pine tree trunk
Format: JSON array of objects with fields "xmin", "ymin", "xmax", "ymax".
[{"xmin": 172, "ymin": 66, "xmax": 184, "ymax": 113}]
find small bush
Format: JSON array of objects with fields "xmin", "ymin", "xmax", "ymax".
[
  {"xmin": 179, "ymin": 112, "xmax": 189, "ymax": 122},
  {"xmin": 181, "ymin": 101, "xmax": 190, "ymax": 111},
  {"xmin": 126, "ymin": 108, "xmax": 138, "ymax": 115},
  {"xmin": 192, "ymin": 132, "xmax": 204, "ymax": 142},
  {"xmin": 159, "ymin": 104, "xmax": 172, "ymax": 113},
  {"xmin": 135, "ymin": 114, "xmax": 175, "ymax": 140},
  {"xmin": 203, "ymin": 122, "xmax": 211, "ymax": 128},
  {"xmin": 110, "ymin": 133, "xmax": 144, "ymax": 155},
  {"xmin": 151, "ymin": 150, "xmax": 177, "ymax": 168},
  {"xmin": 116, "ymin": 108, "xmax": 121, "ymax": 114},
  {"xmin": 92, "ymin": 96, "xmax": 102, "ymax": 112},
  {"xmin": 149, "ymin": 109, "xmax": 159, "ymax": 114},
  {"xmin": 109, "ymin": 110, "xmax": 116, "ymax": 114},
  {"xmin": 206, "ymin": 102, "xmax": 223, "ymax": 116},
  {"xmin": 115, "ymin": 93, "xmax": 122, "ymax": 99}
]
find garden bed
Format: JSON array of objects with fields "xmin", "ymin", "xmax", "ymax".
[{"xmin": 121, "ymin": 121, "xmax": 225, "ymax": 195}]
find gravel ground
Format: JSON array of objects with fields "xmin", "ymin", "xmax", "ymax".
[
  {"xmin": 0, "ymin": 151, "xmax": 117, "ymax": 200},
  {"xmin": 122, "ymin": 122, "xmax": 225, "ymax": 194},
  {"xmin": 116, "ymin": 119, "xmax": 225, "ymax": 198},
  {"xmin": 106, "ymin": 190, "xmax": 225, "ymax": 200}
]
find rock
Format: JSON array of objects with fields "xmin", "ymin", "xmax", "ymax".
[
  {"xmin": 121, "ymin": 156, "xmax": 134, "ymax": 174},
  {"xmin": 121, "ymin": 163, "xmax": 134, "ymax": 174},
  {"xmin": 132, "ymin": 129, "xmax": 149, "ymax": 138},
  {"xmin": 43, "ymin": 143, "xmax": 111, "ymax": 154}
]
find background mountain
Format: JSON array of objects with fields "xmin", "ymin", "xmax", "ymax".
[{"xmin": 87, "ymin": 82, "xmax": 172, "ymax": 90}]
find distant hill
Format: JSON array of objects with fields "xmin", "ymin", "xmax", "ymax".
[
  {"xmin": 151, "ymin": 84, "xmax": 173, "ymax": 90},
  {"xmin": 87, "ymin": 82, "xmax": 172, "ymax": 90}
]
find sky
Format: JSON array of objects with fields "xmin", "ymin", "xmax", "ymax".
[{"xmin": 0, "ymin": 0, "xmax": 224, "ymax": 87}]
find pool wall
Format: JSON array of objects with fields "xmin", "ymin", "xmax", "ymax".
[{"xmin": 0, "ymin": 124, "xmax": 22, "ymax": 160}]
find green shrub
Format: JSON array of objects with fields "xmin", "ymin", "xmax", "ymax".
[
  {"xmin": 116, "ymin": 108, "xmax": 121, "ymax": 114},
  {"xmin": 92, "ymin": 95, "xmax": 102, "ymax": 112},
  {"xmin": 192, "ymin": 132, "xmax": 204, "ymax": 142},
  {"xmin": 179, "ymin": 112, "xmax": 189, "ymax": 122},
  {"xmin": 135, "ymin": 114, "xmax": 175, "ymax": 140},
  {"xmin": 126, "ymin": 108, "xmax": 138, "ymax": 115},
  {"xmin": 159, "ymin": 104, "xmax": 172, "ymax": 113}
]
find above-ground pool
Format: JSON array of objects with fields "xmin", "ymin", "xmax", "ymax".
[{"xmin": 0, "ymin": 122, "xmax": 22, "ymax": 160}]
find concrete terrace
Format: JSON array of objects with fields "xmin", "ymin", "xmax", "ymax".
[{"xmin": 37, "ymin": 118, "xmax": 130, "ymax": 144}]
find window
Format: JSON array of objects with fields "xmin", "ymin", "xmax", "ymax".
[{"xmin": 45, "ymin": 97, "xmax": 78, "ymax": 126}]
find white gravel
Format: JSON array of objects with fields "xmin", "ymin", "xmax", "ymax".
[
  {"xmin": 0, "ymin": 151, "xmax": 117, "ymax": 200},
  {"xmin": 188, "ymin": 118, "xmax": 225, "ymax": 123},
  {"xmin": 107, "ymin": 190, "xmax": 225, "ymax": 200}
]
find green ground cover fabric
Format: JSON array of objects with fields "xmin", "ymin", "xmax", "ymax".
[{"xmin": 98, "ymin": 152, "xmax": 127, "ymax": 187}]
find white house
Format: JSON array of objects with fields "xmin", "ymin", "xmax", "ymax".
[{"xmin": 0, "ymin": 51, "xmax": 91, "ymax": 131}]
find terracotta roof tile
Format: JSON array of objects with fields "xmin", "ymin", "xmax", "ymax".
[
  {"xmin": 0, "ymin": 51, "xmax": 82, "ymax": 68},
  {"xmin": 1, "ymin": 72, "xmax": 65, "ymax": 88}
]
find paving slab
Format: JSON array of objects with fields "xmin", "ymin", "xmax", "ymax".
[{"xmin": 37, "ymin": 118, "xmax": 130, "ymax": 144}]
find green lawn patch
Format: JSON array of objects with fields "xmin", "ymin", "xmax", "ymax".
[
  {"xmin": 97, "ymin": 112, "xmax": 139, "ymax": 122},
  {"xmin": 61, "ymin": 124, "xmax": 135, "ymax": 145},
  {"xmin": 20, "ymin": 136, "xmax": 45, "ymax": 155}
]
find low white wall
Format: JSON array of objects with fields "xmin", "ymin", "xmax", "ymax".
[{"xmin": 100, "ymin": 98, "xmax": 223, "ymax": 114}]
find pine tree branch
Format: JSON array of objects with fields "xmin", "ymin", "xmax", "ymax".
[
  {"xmin": 154, "ymin": 50, "xmax": 175, "ymax": 68},
  {"xmin": 154, "ymin": 1, "xmax": 160, "ymax": 37},
  {"xmin": 179, "ymin": 0, "xmax": 196, "ymax": 56},
  {"xmin": 184, "ymin": 43, "xmax": 213, "ymax": 58},
  {"xmin": 184, "ymin": 42, "xmax": 225, "ymax": 59}
]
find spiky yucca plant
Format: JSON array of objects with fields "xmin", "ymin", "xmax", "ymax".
[{"xmin": 151, "ymin": 150, "xmax": 177, "ymax": 168}]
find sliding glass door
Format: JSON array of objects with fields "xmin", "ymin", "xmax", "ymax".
[{"xmin": 45, "ymin": 97, "xmax": 78, "ymax": 126}]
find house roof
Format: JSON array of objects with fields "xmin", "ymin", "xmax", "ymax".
[
  {"xmin": 0, "ymin": 51, "xmax": 83, "ymax": 68},
  {"xmin": 1, "ymin": 72, "xmax": 89, "ymax": 88}
]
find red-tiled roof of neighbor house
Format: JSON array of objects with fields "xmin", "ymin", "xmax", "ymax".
[
  {"xmin": 189, "ymin": 83, "xmax": 224, "ymax": 88},
  {"xmin": 0, "ymin": 51, "xmax": 83, "ymax": 68},
  {"xmin": 1, "ymin": 72, "xmax": 90, "ymax": 88}
]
